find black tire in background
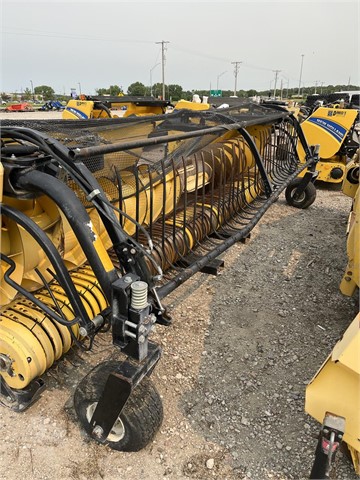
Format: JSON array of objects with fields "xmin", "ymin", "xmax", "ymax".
[{"xmin": 285, "ymin": 177, "xmax": 316, "ymax": 209}]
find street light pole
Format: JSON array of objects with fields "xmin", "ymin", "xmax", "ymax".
[
  {"xmin": 150, "ymin": 63, "xmax": 160, "ymax": 97},
  {"xmin": 217, "ymin": 71, "xmax": 227, "ymax": 91},
  {"xmin": 298, "ymin": 54, "xmax": 304, "ymax": 96}
]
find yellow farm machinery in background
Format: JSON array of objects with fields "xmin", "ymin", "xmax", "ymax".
[
  {"xmin": 0, "ymin": 103, "xmax": 320, "ymax": 450},
  {"xmin": 62, "ymin": 95, "xmax": 171, "ymax": 119},
  {"xmin": 262, "ymin": 98, "xmax": 359, "ymax": 185},
  {"xmin": 306, "ymin": 149, "xmax": 360, "ymax": 478},
  {"xmin": 299, "ymin": 106, "xmax": 359, "ymax": 184}
]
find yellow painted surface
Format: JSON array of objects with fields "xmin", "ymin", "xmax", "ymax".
[
  {"xmin": 301, "ymin": 107, "xmax": 358, "ymax": 159},
  {"xmin": 340, "ymin": 186, "xmax": 360, "ymax": 295},
  {"xmin": 306, "ymin": 314, "xmax": 360, "ymax": 455},
  {"xmin": 174, "ymin": 100, "xmax": 210, "ymax": 111}
]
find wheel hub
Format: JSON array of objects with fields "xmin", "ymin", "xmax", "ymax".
[{"xmin": 86, "ymin": 402, "xmax": 125, "ymax": 442}]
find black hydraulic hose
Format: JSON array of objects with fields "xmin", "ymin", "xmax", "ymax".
[
  {"xmin": 2, "ymin": 127, "xmax": 158, "ymax": 282},
  {"xmin": 1, "ymin": 205, "xmax": 89, "ymax": 326},
  {"xmin": 16, "ymin": 169, "xmax": 117, "ymax": 302}
]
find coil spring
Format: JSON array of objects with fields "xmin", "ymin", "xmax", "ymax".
[{"xmin": 130, "ymin": 281, "xmax": 148, "ymax": 310}]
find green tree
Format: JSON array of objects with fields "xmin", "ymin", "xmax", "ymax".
[
  {"xmin": 95, "ymin": 87, "xmax": 109, "ymax": 95},
  {"xmin": 23, "ymin": 88, "xmax": 32, "ymax": 100},
  {"xmin": 168, "ymin": 84, "xmax": 183, "ymax": 101},
  {"xmin": 127, "ymin": 82, "xmax": 146, "ymax": 96},
  {"xmin": 34, "ymin": 85, "xmax": 55, "ymax": 100},
  {"xmin": 151, "ymin": 82, "xmax": 163, "ymax": 98},
  {"xmin": 109, "ymin": 84, "xmax": 123, "ymax": 96},
  {"xmin": 246, "ymin": 89, "xmax": 258, "ymax": 97},
  {"xmin": 95, "ymin": 85, "xmax": 124, "ymax": 96}
]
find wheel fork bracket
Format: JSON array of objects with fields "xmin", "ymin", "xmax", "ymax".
[{"xmin": 88, "ymin": 341, "xmax": 161, "ymax": 442}]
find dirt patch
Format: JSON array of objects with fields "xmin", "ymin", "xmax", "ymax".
[{"xmin": 0, "ymin": 185, "xmax": 358, "ymax": 480}]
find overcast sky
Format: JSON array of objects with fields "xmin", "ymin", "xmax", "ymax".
[{"xmin": 1, "ymin": 0, "xmax": 359, "ymax": 95}]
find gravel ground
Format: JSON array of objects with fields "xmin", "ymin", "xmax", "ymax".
[
  {"xmin": 0, "ymin": 184, "xmax": 358, "ymax": 480},
  {"xmin": 0, "ymin": 110, "xmax": 64, "ymax": 120},
  {"xmin": 0, "ymin": 112, "xmax": 358, "ymax": 478}
]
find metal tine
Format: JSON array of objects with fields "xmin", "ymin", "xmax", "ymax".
[
  {"xmin": 180, "ymin": 155, "xmax": 191, "ymax": 254},
  {"xmin": 211, "ymin": 146, "xmax": 229, "ymax": 240},
  {"xmin": 217, "ymin": 143, "xmax": 242, "ymax": 232},
  {"xmin": 202, "ymin": 148, "xmax": 227, "ymax": 243},
  {"xmin": 134, "ymin": 162, "xmax": 140, "ymax": 242},
  {"xmin": 199, "ymin": 151, "xmax": 207, "ymax": 242},
  {"xmin": 191, "ymin": 151, "xmax": 200, "ymax": 249},
  {"xmin": 193, "ymin": 148, "xmax": 222, "ymax": 250},
  {"xmin": 160, "ymin": 159, "xmax": 166, "ymax": 257},
  {"xmin": 230, "ymin": 138, "xmax": 242, "ymax": 214},
  {"xmin": 226, "ymin": 138, "xmax": 252, "ymax": 229},
  {"xmin": 200, "ymin": 147, "xmax": 225, "ymax": 247},
  {"xmin": 147, "ymin": 164, "xmax": 154, "ymax": 239},
  {"xmin": 114, "ymin": 167, "xmax": 124, "ymax": 228},
  {"xmin": 170, "ymin": 157, "xmax": 187, "ymax": 263}
]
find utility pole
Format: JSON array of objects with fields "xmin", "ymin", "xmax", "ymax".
[
  {"xmin": 314, "ymin": 80, "xmax": 318, "ymax": 94},
  {"xmin": 298, "ymin": 54, "xmax": 304, "ymax": 96},
  {"xmin": 231, "ymin": 61, "xmax": 242, "ymax": 96},
  {"xmin": 280, "ymin": 78, "xmax": 283, "ymax": 100},
  {"xmin": 156, "ymin": 40, "xmax": 170, "ymax": 100},
  {"xmin": 273, "ymin": 70, "xmax": 281, "ymax": 98},
  {"xmin": 320, "ymin": 81, "xmax": 324, "ymax": 94},
  {"xmin": 30, "ymin": 80, "xmax": 34, "ymax": 101}
]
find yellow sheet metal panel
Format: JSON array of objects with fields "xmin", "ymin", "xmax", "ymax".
[
  {"xmin": 297, "ymin": 160, "xmax": 345, "ymax": 183},
  {"xmin": 62, "ymin": 100, "xmax": 95, "ymax": 119},
  {"xmin": 342, "ymin": 155, "xmax": 359, "ymax": 198},
  {"xmin": 340, "ymin": 186, "xmax": 360, "ymax": 295},
  {"xmin": 305, "ymin": 355, "xmax": 360, "ymax": 453},
  {"xmin": 332, "ymin": 313, "xmax": 360, "ymax": 374},
  {"xmin": 301, "ymin": 107, "xmax": 358, "ymax": 159},
  {"xmin": 174, "ymin": 100, "xmax": 210, "ymax": 111},
  {"xmin": 348, "ymin": 445, "xmax": 360, "ymax": 475}
]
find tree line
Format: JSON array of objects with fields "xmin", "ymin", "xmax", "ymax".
[{"xmin": 2, "ymin": 82, "xmax": 359, "ymax": 103}]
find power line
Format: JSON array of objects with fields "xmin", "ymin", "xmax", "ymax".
[{"xmin": 2, "ymin": 29, "xmax": 155, "ymax": 44}]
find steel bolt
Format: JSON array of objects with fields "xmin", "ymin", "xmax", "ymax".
[
  {"xmin": 130, "ymin": 248, "xmax": 136, "ymax": 255},
  {"xmin": 79, "ymin": 327, "xmax": 88, "ymax": 337},
  {"xmin": 138, "ymin": 335, "xmax": 145, "ymax": 344},
  {"xmin": 123, "ymin": 276, "xmax": 132, "ymax": 283},
  {"xmin": 92, "ymin": 425, "xmax": 104, "ymax": 438}
]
